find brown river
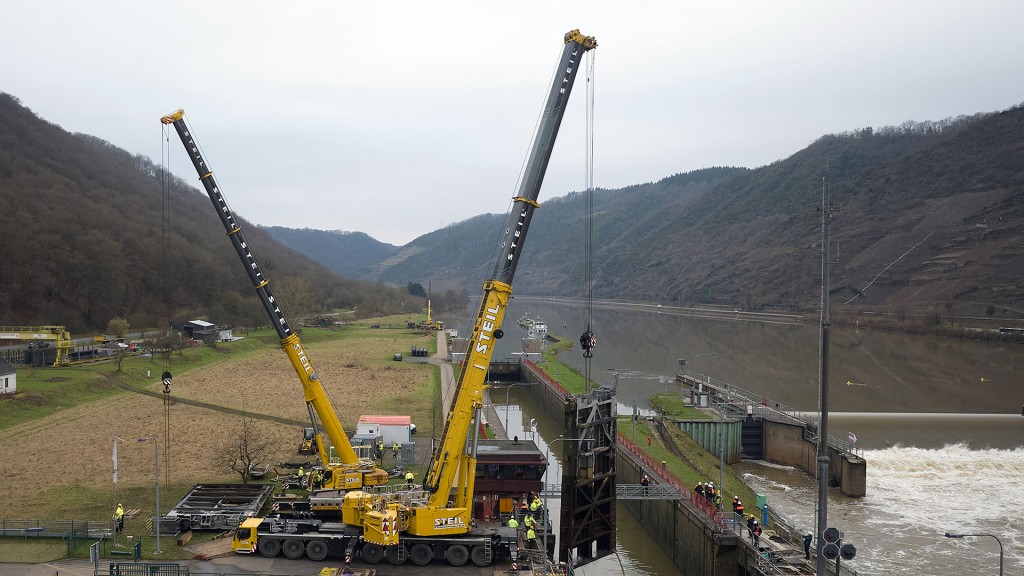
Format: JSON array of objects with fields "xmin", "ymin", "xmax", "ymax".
[{"xmin": 471, "ymin": 297, "xmax": 1024, "ymax": 575}]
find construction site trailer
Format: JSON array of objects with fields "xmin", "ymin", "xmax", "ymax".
[{"xmin": 356, "ymin": 415, "xmax": 413, "ymax": 446}]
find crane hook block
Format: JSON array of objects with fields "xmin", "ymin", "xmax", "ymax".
[{"xmin": 580, "ymin": 330, "xmax": 597, "ymax": 358}]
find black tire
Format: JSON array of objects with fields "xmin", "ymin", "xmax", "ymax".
[
  {"xmin": 306, "ymin": 540, "xmax": 329, "ymax": 562},
  {"xmin": 282, "ymin": 538, "xmax": 305, "ymax": 560},
  {"xmin": 445, "ymin": 544, "xmax": 469, "ymax": 567},
  {"xmin": 257, "ymin": 538, "xmax": 281, "ymax": 558},
  {"xmin": 409, "ymin": 543, "xmax": 433, "ymax": 566},
  {"xmin": 471, "ymin": 545, "xmax": 492, "ymax": 567},
  {"xmin": 362, "ymin": 543, "xmax": 385, "ymax": 564},
  {"xmin": 385, "ymin": 544, "xmax": 407, "ymax": 565}
]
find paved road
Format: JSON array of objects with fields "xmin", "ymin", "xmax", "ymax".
[{"xmin": 428, "ymin": 330, "xmax": 508, "ymax": 441}]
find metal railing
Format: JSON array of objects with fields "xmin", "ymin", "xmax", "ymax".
[
  {"xmin": 680, "ymin": 370, "xmax": 863, "ymax": 457},
  {"xmin": 0, "ymin": 518, "xmax": 111, "ymax": 539},
  {"xmin": 1, "ymin": 518, "xmax": 113, "ymax": 557},
  {"xmin": 617, "ymin": 433, "xmax": 729, "ymax": 533},
  {"xmin": 522, "ymin": 358, "xmax": 569, "ymax": 396}
]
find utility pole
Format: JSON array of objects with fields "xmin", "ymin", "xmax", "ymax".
[{"xmin": 816, "ymin": 170, "xmax": 835, "ymax": 576}]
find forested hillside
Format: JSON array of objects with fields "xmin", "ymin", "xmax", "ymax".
[
  {"xmin": 5, "ymin": 90, "xmax": 1022, "ymax": 330},
  {"xmin": 0, "ymin": 94, "xmax": 410, "ymax": 332},
  {"xmin": 369, "ymin": 107, "xmax": 1024, "ymax": 318},
  {"xmin": 262, "ymin": 227, "xmax": 398, "ymax": 279}
]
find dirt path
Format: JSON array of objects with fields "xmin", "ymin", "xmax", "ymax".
[{"xmin": 97, "ymin": 373, "xmax": 306, "ymax": 427}]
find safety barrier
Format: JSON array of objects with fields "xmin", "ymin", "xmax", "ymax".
[
  {"xmin": 522, "ymin": 358, "xmax": 569, "ymax": 396},
  {"xmin": 0, "ymin": 518, "xmax": 112, "ymax": 555},
  {"xmin": 680, "ymin": 370, "xmax": 863, "ymax": 457},
  {"xmin": 616, "ymin": 433, "xmax": 728, "ymax": 532}
]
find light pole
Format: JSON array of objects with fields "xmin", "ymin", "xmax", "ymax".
[
  {"xmin": 632, "ymin": 374, "xmax": 636, "ymax": 443},
  {"xmin": 113, "ymin": 436, "xmax": 123, "ymax": 510},
  {"xmin": 503, "ymin": 383, "xmax": 524, "ymax": 438},
  {"xmin": 558, "ymin": 324, "xmax": 565, "ymax": 384},
  {"xmin": 611, "ymin": 369, "xmax": 638, "ymax": 443},
  {"xmin": 692, "ymin": 352, "xmax": 717, "ymax": 380},
  {"xmin": 543, "ymin": 436, "xmax": 585, "ymax": 575},
  {"xmin": 138, "ymin": 437, "xmax": 161, "ymax": 554},
  {"xmin": 945, "ymin": 532, "xmax": 1003, "ymax": 575},
  {"xmin": 715, "ymin": 403, "xmax": 724, "ymax": 510},
  {"xmin": 683, "ymin": 354, "xmax": 721, "ymax": 502}
]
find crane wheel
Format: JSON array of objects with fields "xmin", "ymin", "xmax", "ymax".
[
  {"xmin": 471, "ymin": 545, "xmax": 492, "ymax": 567},
  {"xmin": 306, "ymin": 540, "xmax": 329, "ymax": 562},
  {"xmin": 282, "ymin": 538, "xmax": 305, "ymax": 560},
  {"xmin": 362, "ymin": 543, "xmax": 385, "ymax": 564},
  {"xmin": 445, "ymin": 544, "xmax": 469, "ymax": 567},
  {"xmin": 257, "ymin": 538, "xmax": 281, "ymax": 557},
  {"xmin": 409, "ymin": 543, "xmax": 433, "ymax": 566},
  {"xmin": 385, "ymin": 544, "xmax": 407, "ymax": 565}
]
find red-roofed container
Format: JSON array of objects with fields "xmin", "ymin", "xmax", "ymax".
[{"xmin": 357, "ymin": 415, "xmax": 413, "ymax": 446}]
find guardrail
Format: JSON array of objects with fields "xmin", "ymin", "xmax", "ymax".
[
  {"xmin": 617, "ymin": 433, "xmax": 728, "ymax": 533},
  {"xmin": 0, "ymin": 518, "xmax": 111, "ymax": 539},
  {"xmin": 680, "ymin": 370, "xmax": 863, "ymax": 457},
  {"xmin": 522, "ymin": 358, "xmax": 569, "ymax": 396}
]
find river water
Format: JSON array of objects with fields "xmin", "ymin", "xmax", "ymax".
[{"xmin": 464, "ymin": 297, "xmax": 1024, "ymax": 575}]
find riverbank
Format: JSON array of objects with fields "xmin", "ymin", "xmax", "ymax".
[{"xmin": 516, "ymin": 295, "xmax": 1024, "ymax": 344}]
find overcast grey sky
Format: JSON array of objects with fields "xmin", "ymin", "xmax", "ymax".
[{"xmin": 4, "ymin": 1, "xmax": 1023, "ymax": 245}]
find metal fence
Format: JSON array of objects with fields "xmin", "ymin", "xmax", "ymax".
[
  {"xmin": 680, "ymin": 370, "xmax": 863, "ymax": 457},
  {"xmin": 0, "ymin": 518, "xmax": 111, "ymax": 554}
]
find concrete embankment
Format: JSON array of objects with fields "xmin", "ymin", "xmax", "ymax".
[{"xmin": 516, "ymin": 359, "xmax": 845, "ymax": 575}]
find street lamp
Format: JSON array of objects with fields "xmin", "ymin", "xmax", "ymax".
[
  {"xmin": 542, "ymin": 436, "xmax": 585, "ymax": 576},
  {"xmin": 945, "ymin": 532, "xmax": 1003, "ymax": 575},
  {"xmin": 558, "ymin": 324, "xmax": 565, "ymax": 384},
  {"xmin": 714, "ymin": 403, "xmax": 725, "ymax": 511},
  {"xmin": 503, "ymin": 383, "xmax": 524, "ymax": 438},
  {"xmin": 610, "ymin": 369, "xmax": 638, "ymax": 443},
  {"xmin": 684, "ymin": 353, "xmax": 723, "ymax": 511},
  {"xmin": 138, "ymin": 437, "xmax": 161, "ymax": 555}
]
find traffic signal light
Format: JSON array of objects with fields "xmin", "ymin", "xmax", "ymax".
[{"xmin": 822, "ymin": 527, "xmax": 842, "ymax": 560}]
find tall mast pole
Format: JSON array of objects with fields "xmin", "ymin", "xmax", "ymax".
[{"xmin": 815, "ymin": 170, "xmax": 833, "ymax": 575}]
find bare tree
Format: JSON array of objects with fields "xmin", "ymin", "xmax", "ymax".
[
  {"xmin": 106, "ymin": 316, "xmax": 130, "ymax": 340},
  {"xmin": 114, "ymin": 346, "xmax": 129, "ymax": 372},
  {"xmin": 274, "ymin": 275, "xmax": 319, "ymax": 325},
  {"xmin": 217, "ymin": 412, "xmax": 274, "ymax": 484}
]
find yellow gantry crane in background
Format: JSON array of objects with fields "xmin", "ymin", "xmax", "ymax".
[{"xmin": 0, "ymin": 326, "xmax": 72, "ymax": 366}]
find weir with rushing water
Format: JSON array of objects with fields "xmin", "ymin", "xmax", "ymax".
[{"xmin": 466, "ymin": 297, "xmax": 1024, "ymax": 576}]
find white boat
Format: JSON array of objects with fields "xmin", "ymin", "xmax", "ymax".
[{"xmin": 527, "ymin": 322, "xmax": 548, "ymax": 339}]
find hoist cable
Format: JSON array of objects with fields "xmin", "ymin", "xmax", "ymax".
[
  {"xmin": 579, "ymin": 50, "xmax": 598, "ymax": 390},
  {"xmin": 160, "ymin": 122, "xmax": 173, "ymax": 487}
]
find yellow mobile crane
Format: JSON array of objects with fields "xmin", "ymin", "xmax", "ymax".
[
  {"xmin": 214, "ymin": 28, "xmax": 593, "ymax": 566},
  {"xmin": 160, "ymin": 111, "xmax": 388, "ymax": 492},
  {"xmin": 418, "ymin": 299, "xmax": 443, "ymax": 331},
  {"xmin": 337, "ymin": 29, "xmax": 596, "ymax": 567}
]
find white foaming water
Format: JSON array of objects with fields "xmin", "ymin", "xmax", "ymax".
[{"xmin": 743, "ymin": 443, "xmax": 1024, "ymax": 575}]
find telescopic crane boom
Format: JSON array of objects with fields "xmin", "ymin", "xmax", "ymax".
[
  {"xmin": 339, "ymin": 30, "xmax": 597, "ymax": 554},
  {"xmin": 422, "ymin": 27, "xmax": 596, "ymax": 520},
  {"xmin": 160, "ymin": 110, "xmax": 388, "ymax": 490}
]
